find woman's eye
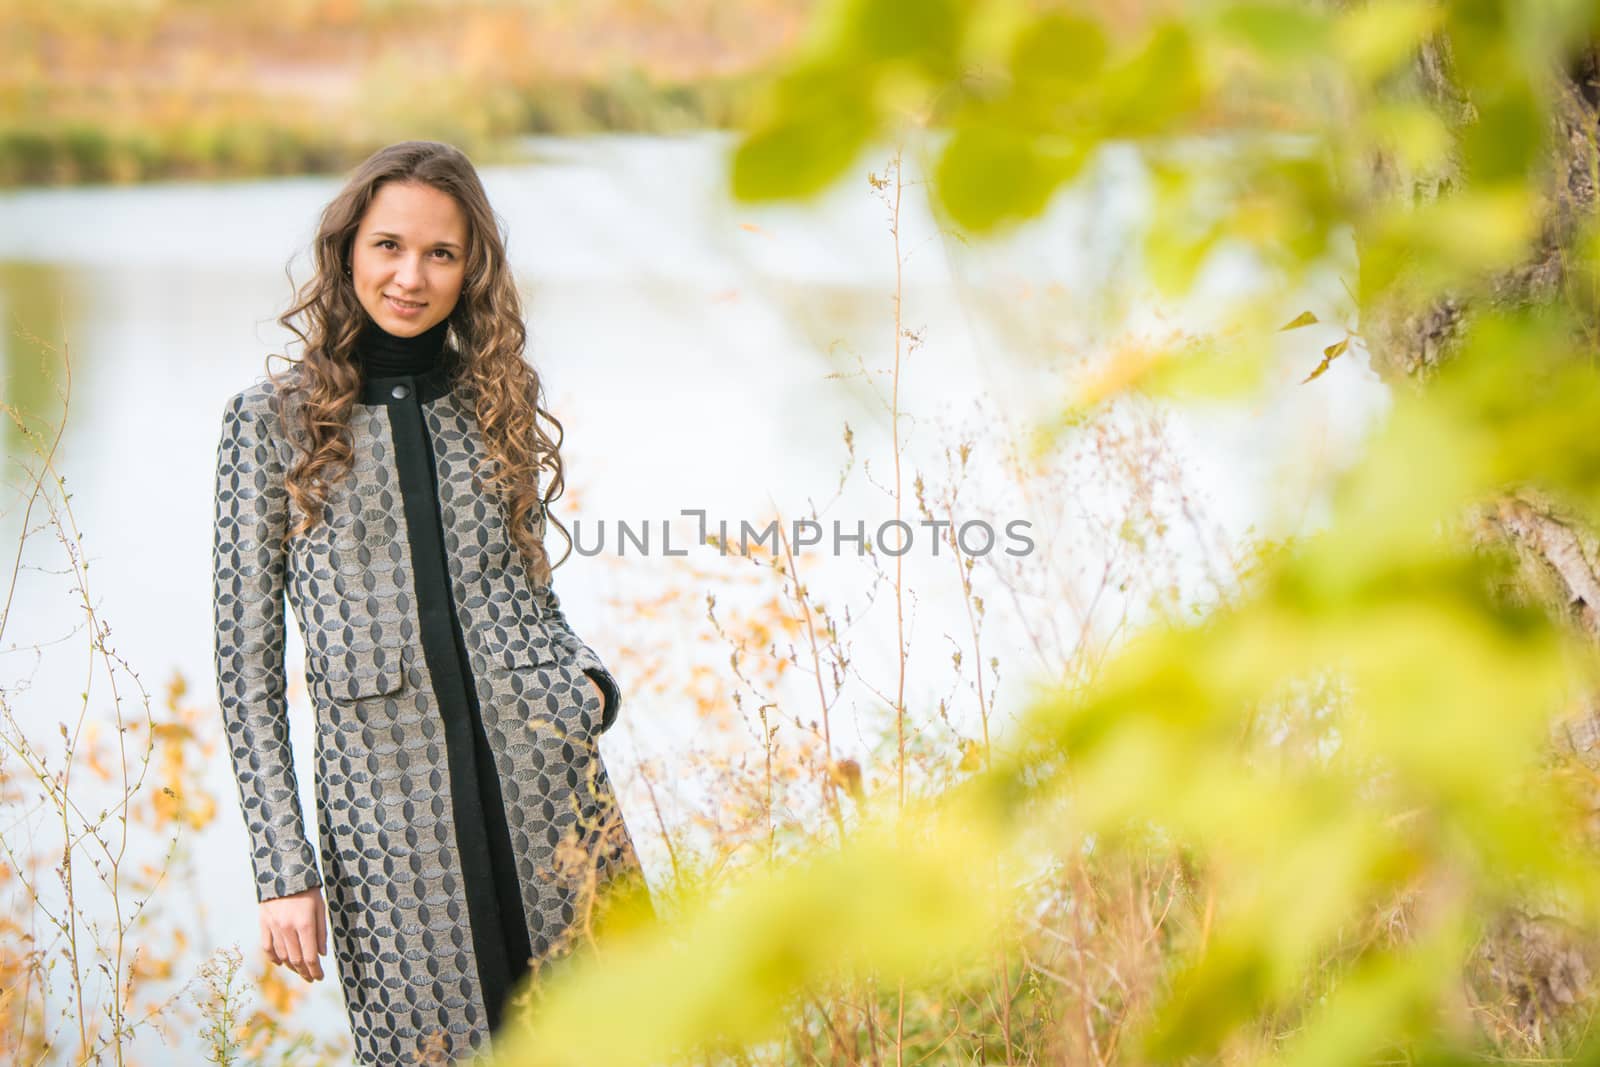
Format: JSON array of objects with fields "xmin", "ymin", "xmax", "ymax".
[{"xmin": 373, "ymin": 239, "xmax": 452, "ymax": 260}]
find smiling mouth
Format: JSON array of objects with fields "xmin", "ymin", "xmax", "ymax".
[{"xmin": 387, "ymin": 295, "xmax": 426, "ymax": 308}]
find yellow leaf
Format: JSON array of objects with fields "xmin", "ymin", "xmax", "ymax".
[{"xmin": 1302, "ymin": 336, "xmax": 1349, "ymax": 383}]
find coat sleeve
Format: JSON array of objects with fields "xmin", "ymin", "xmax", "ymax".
[
  {"xmin": 534, "ymin": 580, "xmax": 622, "ymax": 734},
  {"xmin": 528, "ymin": 486, "xmax": 622, "ymax": 732},
  {"xmin": 212, "ymin": 390, "xmax": 323, "ymax": 903}
]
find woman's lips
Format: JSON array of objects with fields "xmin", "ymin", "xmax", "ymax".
[{"xmin": 386, "ymin": 295, "xmax": 426, "ymax": 316}]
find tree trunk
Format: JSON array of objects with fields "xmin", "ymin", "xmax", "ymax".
[{"xmin": 1363, "ymin": 35, "xmax": 1600, "ymax": 1042}]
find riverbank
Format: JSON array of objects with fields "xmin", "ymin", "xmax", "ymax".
[{"xmin": 1, "ymin": 0, "xmax": 809, "ymax": 187}]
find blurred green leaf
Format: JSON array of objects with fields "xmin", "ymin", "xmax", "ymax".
[
  {"xmin": 843, "ymin": 0, "xmax": 970, "ymax": 74},
  {"xmin": 1100, "ymin": 22, "xmax": 1206, "ymax": 138},
  {"xmin": 1333, "ymin": 0, "xmax": 1445, "ymax": 84},
  {"xmin": 1216, "ymin": 2, "xmax": 1332, "ymax": 63},
  {"xmin": 934, "ymin": 126, "xmax": 1090, "ymax": 232},
  {"xmin": 1276, "ymin": 913, "xmax": 1468, "ymax": 1067},
  {"xmin": 1144, "ymin": 329, "xmax": 1276, "ymax": 402},
  {"xmin": 1459, "ymin": 81, "xmax": 1544, "ymax": 186},
  {"xmin": 1360, "ymin": 101, "xmax": 1453, "ymax": 175},
  {"xmin": 1358, "ymin": 187, "xmax": 1539, "ymax": 303},
  {"xmin": 731, "ymin": 64, "xmax": 880, "ymax": 200},
  {"xmin": 1011, "ymin": 13, "xmax": 1109, "ymax": 87}
]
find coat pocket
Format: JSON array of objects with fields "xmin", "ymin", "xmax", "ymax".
[
  {"xmin": 310, "ymin": 637, "xmax": 407, "ymax": 705},
  {"xmin": 476, "ymin": 626, "xmax": 599, "ymax": 741},
  {"xmin": 476, "ymin": 621, "xmax": 563, "ymax": 671}
]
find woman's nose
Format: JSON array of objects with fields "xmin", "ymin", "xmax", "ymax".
[{"xmin": 393, "ymin": 256, "xmax": 425, "ymax": 289}]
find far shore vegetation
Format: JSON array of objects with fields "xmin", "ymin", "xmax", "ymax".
[{"xmin": 2, "ymin": 0, "xmax": 816, "ymax": 188}]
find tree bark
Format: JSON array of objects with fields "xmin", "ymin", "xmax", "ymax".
[{"xmin": 1365, "ymin": 35, "xmax": 1600, "ymax": 1044}]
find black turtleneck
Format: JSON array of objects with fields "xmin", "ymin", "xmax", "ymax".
[{"xmin": 355, "ymin": 312, "xmax": 451, "ymax": 378}]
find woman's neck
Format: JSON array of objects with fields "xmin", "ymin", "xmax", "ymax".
[{"xmin": 355, "ymin": 313, "xmax": 450, "ymax": 378}]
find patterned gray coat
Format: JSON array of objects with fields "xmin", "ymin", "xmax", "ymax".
[{"xmin": 211, "ymin": 356, "xmax": 646, "ymax": 1066}]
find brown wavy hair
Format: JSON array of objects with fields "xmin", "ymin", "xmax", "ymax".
[{"xmin": 264, "ymin": 140, "xmax": 570, "ymax": 587}]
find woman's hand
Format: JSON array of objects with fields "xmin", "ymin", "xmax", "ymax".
[
  {"xmin": 587, "ymin": 675, "xmax": 605, "ymax": 708},
  {"xmin": 260, "ymin": 886, "xmax": 327, "ymax": 983}
]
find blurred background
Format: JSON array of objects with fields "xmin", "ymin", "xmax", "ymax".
[{"xmin": 0, "ymin": 1, "xmax": 1430, "ymax": 1064}]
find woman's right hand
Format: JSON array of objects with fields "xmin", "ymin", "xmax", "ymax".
[{"xmin": 259, "ymin": 886, "xmax": 327, "ymax": 983}]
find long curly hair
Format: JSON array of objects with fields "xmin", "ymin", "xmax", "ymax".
[{"xmin": 264, "ymin": 140, "xmax": 570, "ymax": 587}]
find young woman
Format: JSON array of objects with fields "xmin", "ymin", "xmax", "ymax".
[{"xmin": 211, "ymin": 141, "xmax": 648, "ymax": 1066}]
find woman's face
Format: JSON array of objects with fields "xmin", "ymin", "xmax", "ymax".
[{"xmin": 349, "ymin": 181, "xmax": 470, "ymax": 337}]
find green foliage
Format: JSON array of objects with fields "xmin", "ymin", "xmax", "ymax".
[
  {"xmin": 506, "ymin": 298, "xmax": 1600, "ymax": 1059},
  {"xmin": 934, "ymin": 125, "xmax": 1090, "ymax": 231},
  {"xmin": 732, "ymin": 61, "xmax": 881, "ymax": 201},
  {"xmin": 1216, "ymin": 2, "xmax": 1332, "ymax": 64},
  {"xmin": 498, "ymin": 1, "xmax": 1600, "ymax": 1065}
]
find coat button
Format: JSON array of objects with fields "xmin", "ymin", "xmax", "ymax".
[{"xmin": 391, "ymin": 384, "xmax": 411, "ymax": 399}]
